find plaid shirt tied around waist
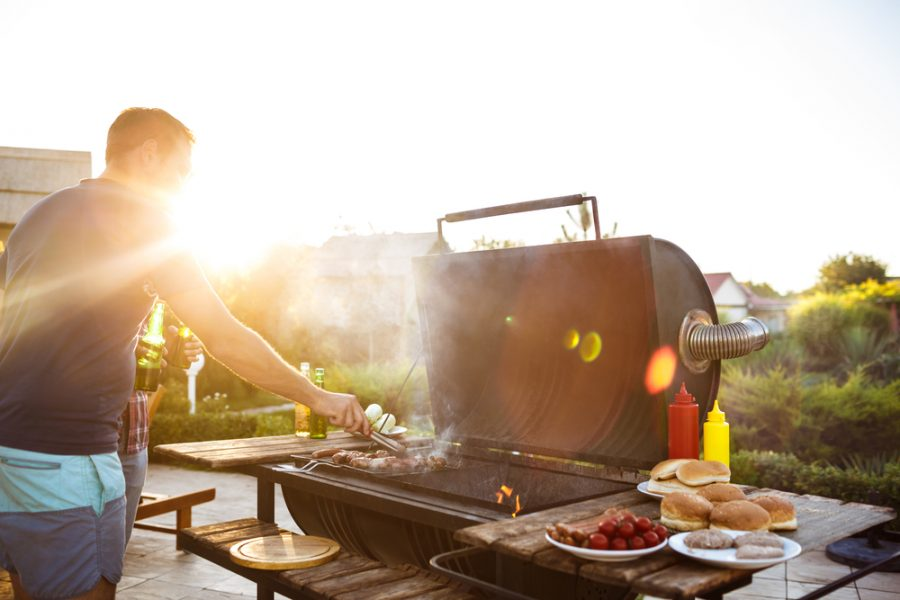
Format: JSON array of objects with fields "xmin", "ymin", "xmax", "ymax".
[{"xmin": 118, "ymin": 390, "xmax": 149, "ymax": 455}]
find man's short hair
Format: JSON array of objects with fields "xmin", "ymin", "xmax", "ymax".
[{"xmin": 105, "ymin": 108, "xmax": 195, "ymax": 164}]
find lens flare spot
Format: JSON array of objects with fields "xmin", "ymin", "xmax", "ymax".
[
  {"xmin": 505, "ymin": 315, "xmax": 514, "ymax": 325},
  {"xmin": 645, "ymin": 346, "xmax": 677, "ymax": 394},
  {"xmin": 579, "ymin": 332, "xmax": 602, "ymax": 363},
  {"xmin": 563, "ymin": 329, "xmax": 580, "ymax": 350}
]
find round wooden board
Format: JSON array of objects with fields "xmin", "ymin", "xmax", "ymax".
[{"xmin": 229, "ymin": 533, "xmax": 340, "ymax": 570}]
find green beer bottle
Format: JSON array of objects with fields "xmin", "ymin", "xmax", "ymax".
[
  {"xmin": 134, "ymin": 302, "xmax": 166, "ymax": 391},
  {"xmin": 169, "ymin": 326, "xmax": 193, "ymax": 370},
  {"xmin": 309, "ymin": 367, "xmax": 329, "ymax": 439},
  {"xmin": 295, "ymin": 362, "xmax": 311, "ymax": 437}
]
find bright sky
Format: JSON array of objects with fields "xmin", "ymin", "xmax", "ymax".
[{"xmin": 2, "ymin": 0, "xmax": 898, "ymax": 293}]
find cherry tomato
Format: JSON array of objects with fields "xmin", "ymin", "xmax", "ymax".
[
  {"xmin": 621, "ymin": 513, "xmax": 637, "ymax": 526},
  {"xmin": 653, "ymin": 525, "xmax": 668, "ymax": 540},
  {"xmin": 589, "ymin": 533, "xmax": 609, "ymax": 550},
  {"xmin": 629, "ymin": 536, "xmax": 646, "ymax": 550},
  {"xmin": 598, "ymin": 520, "xmax": 617, "ymax": 537},
  {"xmin": 643, "ymin": 531, "xmax": 660, "ymax": 547},
  {"xmin": 611, "ymin": 537, "xmax": 628, "ymax": 551},
  {"xmin": 618, "ymin": 522, "xmax": 636, "ymax": 539},
  {"xmin": 635, "ymin": 517, "xmax": 653, "ymax": 533}
]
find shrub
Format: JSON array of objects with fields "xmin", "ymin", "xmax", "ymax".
[
  {"xmin": 719, "ymin": 368, "xmax": 899, "ymax": 463},
  {"xmin": 254, "ymin": 411, "xmax": 294, "ymax": 437},
  {"xmin": 717, "ymin": 367, "xmax": 806, "ymax": 453},
  {"xmin": 723, "ymin": 334, "xmax": 805, "ymax": 377},
  {"xmin": 149, "ymin": 412, "xmax": 259, "ymax": 462},
  {"xmin": 795, "ymin": 372, "xmax": 900, "ymax": 463},
  {"xmin": 788, "ymin": 292, "xmax": 892, "ymax": 372},
  {"xmin": 731, "ymin": 450, "xmax": 899, "ymax": 529}
]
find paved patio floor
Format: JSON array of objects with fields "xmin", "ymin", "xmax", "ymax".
[{"xmin": 75, "ymin": 464, "xmax": 900, "ymax": 599}]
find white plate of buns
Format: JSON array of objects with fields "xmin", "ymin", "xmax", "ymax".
[
  {"xmin": 643, "ymin": 458, "xmax": 732, "ymax": 496},
  {"xmin": 669, "ymin": 529, "xmax": 801, "ymax": 569}
]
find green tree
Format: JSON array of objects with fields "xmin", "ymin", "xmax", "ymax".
[{"xmin": 817, "ymin": 253, "xmax": 887, "ymax": 292}]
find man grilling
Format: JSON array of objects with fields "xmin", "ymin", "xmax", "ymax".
[{"xmin": 0, "ymin": 107, "xmax": 370, "ymax": 600}]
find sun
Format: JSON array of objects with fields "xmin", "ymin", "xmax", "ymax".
[{"xmin": 170, "ymin": 177, "xmax": 281, "ymax": 272}]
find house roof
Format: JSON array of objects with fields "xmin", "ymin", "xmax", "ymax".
[
  {"xmin": 316, "ymin": 233, "xmax": 447, "ymax": 278},
  {"xmin": 703, "ymin": 272, "xmax": 794, "ymax": 311},
  {"xmin": 703, "ymin": 273, "xmax": 733, "ymax": 295}
]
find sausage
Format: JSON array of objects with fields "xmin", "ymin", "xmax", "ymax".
[
  {"xmin": 349, "ymin": 457, "xmax": 371, "ymax": 469},
  {"xmin": 311, "ymin": 448, "xmax": 343, "ymax": 459}
]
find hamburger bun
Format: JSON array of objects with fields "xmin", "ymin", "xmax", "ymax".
[
  {"xmin": 698, "ymin": 483, "xmax": 747, "ymax": 504},
  {"xmin": 710, "ymin": 500, "xmax": 771, "ymax": 532},
  {"xmin": 751, "ymin": 495, "xmax": 798, "ymax": 531},
  {"xmin": 647, "ymin": 477, "xmax": 700, "ymax": 496},
  {"xmin": 660, "ymin": 492, "xmax": 714, "ymax": 531},
  {"xmin": 676, "ymin": 460, "xmax": 731, "ymax": 486},
  {"xmin": 650, "ymin": 458, "xmax": 695, "ymax": 481}
]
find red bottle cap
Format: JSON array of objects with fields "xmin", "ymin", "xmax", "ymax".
[{"xmin": 674, "ymin": 382, "xmax": 695, "ymax": 404}]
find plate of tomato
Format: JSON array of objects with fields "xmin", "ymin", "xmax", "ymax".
[{"xmin": 545, "ymin": 511, "xmax": 669, "ymax": 562}]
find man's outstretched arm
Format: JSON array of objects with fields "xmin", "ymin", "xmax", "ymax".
[{"xmin": 159, "ymin": 271, "xmax": 370, "ymax": 435}]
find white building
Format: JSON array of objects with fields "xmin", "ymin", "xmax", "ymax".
[
  {"xmin": 704, "ymin": 272, "xmax": 794, "ymax": 333},
  {"xmin": 1, "ymin": 146, "xmax": 92, "ymax": 249}
]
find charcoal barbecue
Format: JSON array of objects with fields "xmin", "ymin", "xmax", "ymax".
[{"xmin": 274, "ymin": 194, "xmax": 770, "ymax": 597}]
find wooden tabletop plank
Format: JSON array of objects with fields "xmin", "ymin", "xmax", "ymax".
[
  {"xmin": 579, "ymin": 548, "xmax": 681, "ymax": 586},
  {"xmin": 491, "ymin": 499, "xmax": 659, "ymax": 561},
  {"xmin": 334, "ymin": 570, "xmax": 447, "ymax": 600},
  {"xmin": 630, "ymin": 562, "xmax": 752, "ymax": 599},
  {"xmin": 305, "ymin": 566, "xmax": 414, "ymax": 599},
  {"xmin": 454, "ymin": 489, "xmax": 646, "ymax": 548},
  {"xmin": 154, "ymin": 433, "xmax": 430, "ymax": 468},
  {"xmin": 531, "ymin": 545, "xmax": 583, "ymax": 575},
  {"xmin": 280, "ymin": 553, "xmax": 379, "ymax": 585}
]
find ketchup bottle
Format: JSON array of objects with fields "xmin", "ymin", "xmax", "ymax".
[{"xmin": 668, "ymin": 382, "xmax": 699, "ymax": 459}]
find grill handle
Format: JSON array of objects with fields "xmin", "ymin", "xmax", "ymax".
[
  {"xmin": 679, "ymin": 309, "xmax": 770, "ymax": 374},
  {"xmin": 436, "ymin": 193, "xmax": 599, "ymax": 248}
]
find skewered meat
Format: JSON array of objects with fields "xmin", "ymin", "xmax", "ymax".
[
  {"xmin": 349, "ymin": 457, "xmax": 371, "ymax": 469},
  {"xmin": 311, "ymin": 448, "xmax": 343, "ymax": 459},
  {"xmin": 333, "ymin": 451, "xmax": 366, "ymax": 465}
]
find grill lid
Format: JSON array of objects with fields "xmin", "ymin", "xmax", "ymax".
[{"xmin": 412, "ymin": 236, "xmax": 718, "ymax": 470}]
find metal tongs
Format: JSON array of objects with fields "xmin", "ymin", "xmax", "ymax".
[{"xmin": 366, "ymin": 430, "xmax": 407, "ymax": 456}]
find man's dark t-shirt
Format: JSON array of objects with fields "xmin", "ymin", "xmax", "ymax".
[{"xmin": 0, "ymin": 179, "xmax": 202, "ymax": 455}]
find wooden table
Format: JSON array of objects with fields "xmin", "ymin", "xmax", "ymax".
[
  {"xmin": 155, "ymin": 436, "xmax": 897, "ymax": 599},
  {"xmin": 452, "ymin": 487, "xmax": 896, "ymax": 599}
]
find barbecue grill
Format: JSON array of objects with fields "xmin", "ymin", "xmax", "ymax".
[{"xmin": 280, "ymin": 195, "xmax": 769, "ymax": 597}]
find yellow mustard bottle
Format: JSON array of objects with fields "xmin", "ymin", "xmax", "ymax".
[{"xmin": 703, "ymin": 400, "xmax": 730, "ymax": 468}]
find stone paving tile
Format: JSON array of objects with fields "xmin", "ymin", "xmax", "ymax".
[
  {"xmin": 156, "ymin": 563, "xmax": 236, "ymax": 589},
  {"xmin": 852, "ymin": 569, "xmax": 900, "ymax": 593},
  {"xmin": 117, "ymin": 578, "xmax": 199, "ymax": 600},
  {"xmin": 204, "ymin": 573, "xmax": 261, "ymax": 597},
  {"xmin": 756, "ymin": 562, "xmax": 788, "ymax": 580},
  {"xmin": 119, "ymin": 575, "xmax": 149, "ymax": 591},
  {"xmin": 787, "ymin": 580, "xmax": 860, "ymax": 599},
  {"xmin": 787, "ymin": 550, "xmax": 854, "ymax": 584},
  {"xmin": 724, "ymin": 576, "xmax": 787, "ymax": 598},
  {"xmin": 857, "ymin": 589, "xmax": 900, "ymax": 600}
]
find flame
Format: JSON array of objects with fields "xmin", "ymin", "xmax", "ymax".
[
  {"xmin": 494, "ymin": 484, "xmax": 522, "ymax": 518},
  {"xmin": 645, "ymin": 345, "xmax": 677, "ymax": 394}
]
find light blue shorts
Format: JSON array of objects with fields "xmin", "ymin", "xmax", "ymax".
[{"xmin": 0, "ymin": 445, "xmax": 126, "ymax": 599}]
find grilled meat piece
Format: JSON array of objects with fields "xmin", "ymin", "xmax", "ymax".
[{"xmin": 311, "ymin": 448, "xmax": 343, "ymax": 459}]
